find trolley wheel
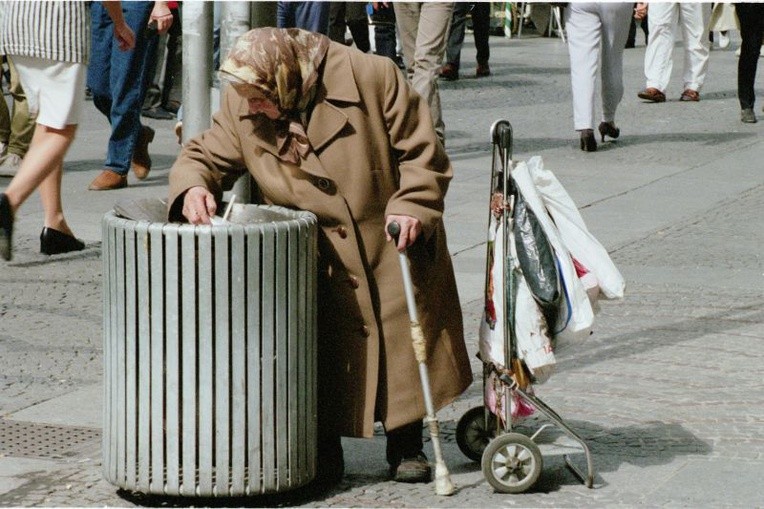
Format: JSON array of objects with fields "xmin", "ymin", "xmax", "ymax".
[
  {"xmin": 481, "ymin": 432, "xmax": 543, "ymax": 494},
  {"xmin": 456, "ymin": 406, "xmax": 497, "ymax": 462}
]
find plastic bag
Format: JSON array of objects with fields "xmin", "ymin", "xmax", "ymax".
[
  {"xmin": 527, "ymin": 156, "xmax": 625, "ymax": 300},
  {"xmin": 513, "ymin": 188, "xmax": 560, "ymax": 327},
  {"xmin": 510, "ymin": 162, "xmax": 595, "ymax": 342}
]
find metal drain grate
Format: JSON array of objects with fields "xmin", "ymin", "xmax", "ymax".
[{"xmin": 0, "ymin": 419, "xmax": 101, "ymax": 459}]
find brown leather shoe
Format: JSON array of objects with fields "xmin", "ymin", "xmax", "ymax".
[
  {"xmin": 89, "ymin": 170, "xmax": 127, "ymax": 191},
  {"xmin": 439, "ymin": 63, "xmax": 459, "ymax": 81},
  {"xmin": 476, "ymin": 63, "xmax": 491, "ymax": 77},
  {"xmin": 637, "ymin": 87, "xmax": 666, "ymax": 103},
  {"xmin": 680, "ymin": 88, "xmax": 700, "ymax": 102},
  {"xmin": 131, "ymin": 126, "xmax": 155, "ymax": 180}
]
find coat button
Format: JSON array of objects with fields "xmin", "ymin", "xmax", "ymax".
[
  {"xmin": 317, "ymin": 178, "xmax": 331, "ymax": 190},
  {"xmin": 348, "ymin": 275, "xmax": 359, "ymax": 288},
  {"xmin": 361, "ymin": 325, "xmax": 371, "ymax": 337},
  {"xmin": 336, "ymin": 226, "xmax": 348, "ymax": 238}
]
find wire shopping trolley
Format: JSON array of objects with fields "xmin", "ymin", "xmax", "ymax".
[{"xmin": 454, "ymin": 120, "xmax": 597, "ymax": 494}]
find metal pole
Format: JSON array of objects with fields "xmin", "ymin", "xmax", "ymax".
[
  {"xmin": 181, "ymin": 1, "xmax": 213, "ymax": 143},
  {"xmin": 220, "ymin": 2, "xmax": 254, "ymax": 203}
]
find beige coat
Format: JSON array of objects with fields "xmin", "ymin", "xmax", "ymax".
[{"xmin": 168, "ymin": 42, "xmax": 472, "ymax": 438}]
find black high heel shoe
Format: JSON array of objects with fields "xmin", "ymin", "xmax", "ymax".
[
  {"xmin": 0, "ymin": 193, "xmax": 13, "ymax": 261},
  {"xmin": 579, "ymin": 129, "xmax": 597, "ymax": 152},
  {"xmin": 40, "ymin": 227, "xmax": 85, "ymax": 255},
  {"xmin": 598, "ymin": 121, "xmax": 620, "ymax": 142}
]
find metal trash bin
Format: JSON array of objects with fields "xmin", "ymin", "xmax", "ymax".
[{"xmin": 101, "ymin": 204, "xmax": 318, "ymax": 496}]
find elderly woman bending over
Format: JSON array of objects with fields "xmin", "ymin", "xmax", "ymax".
[{"xmin": 168, "ymin": 28, "xmax": 472, "ymax": 488}]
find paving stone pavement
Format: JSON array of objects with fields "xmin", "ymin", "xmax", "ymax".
[{"xmin": 1, "ymin": 25, "xmax": 763, "ymax": 508}]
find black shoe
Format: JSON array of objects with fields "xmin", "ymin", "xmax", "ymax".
[
  {"xmin": 579, "ymin": 129, "xmax": 597, "ymax": 152},
  {"xmin": 40, "ymin": 227, "xmax": 85, "ymax": 256},
  {"xmin": 0, "ymin": 192, "xmax": 13, "ymax": 261},
  {"xmin": 598, "ymin": 121, "xmax": 620, "ymax": 141},
  {"xmin": 141, "ymin": 107, "xmax": 175, "ymax": 120},
  {"xmin": 390, "ymin": 451, "xmax": 432, "ymax": 483}
]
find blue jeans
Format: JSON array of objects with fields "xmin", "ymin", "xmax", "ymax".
[
  {"xmin": 276, "ymin": 1, "xmax": 330, "ymax": 34},
  {"xmin": 88, "ymin": 1, "xmax": 156, "ymax": 175}
]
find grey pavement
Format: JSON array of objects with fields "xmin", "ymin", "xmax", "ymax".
[{"xmin": 2, "ymin": 27, "xmax": 764, "ymax": 508}]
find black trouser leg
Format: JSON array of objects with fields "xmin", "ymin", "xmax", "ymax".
[
  {"xmin": 736, "ymin": 3, "xmax": 764, "ymax": 110},
  {"xmin": 472, "ymin": 2, "xmax": 491, "ymax": 65},
  {"xmin": 385, "ymin": 420, "xmax": 424, "ymax": 467}
]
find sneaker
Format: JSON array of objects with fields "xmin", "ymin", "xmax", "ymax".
[
  {"xmin": 637, "ymin": 87, "xmax": 666, "ymax": 103},
  {"xmin": 680, "ymin": 89, "xmax": 700, "ymax": 102},
  {"xmin": 439, "ymin": 63, "xmax": 459, "ymax": 81},
  {"xmin": 390, "ymin": 451, "xmax": 432, "ymax": 483},
  {"xmin": 0, "ymin": 153, "xmax": 22, "ymax": 177},
  {"xmin": 476, "ymin": 62, "xmax": 491, "ymax": 77},
  {"xmin": 741, "ymin": 108, "xmax": 757, "ymax": 123}
]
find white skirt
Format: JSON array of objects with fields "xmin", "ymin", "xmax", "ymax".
[{"xmin": 10, "ymin": 56, "xmax": 86, "ymax": 129}]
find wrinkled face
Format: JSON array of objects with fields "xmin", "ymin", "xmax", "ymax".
[{"xmin": 232, "ymin": 83, "xmax": 281, "ymax": 120}]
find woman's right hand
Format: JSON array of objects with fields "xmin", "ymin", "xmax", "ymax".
[{"xmin": 182, "ymin": 186, "xmax": 217, "ymax": 225}]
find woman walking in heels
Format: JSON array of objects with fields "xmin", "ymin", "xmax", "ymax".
[
  {"xmin": 565, "ymin": 2, "xmax": 633, "ymax": 152},
  {"xmin": 0, "ymin": 1, "xmax": 135, "ymax": 261}
]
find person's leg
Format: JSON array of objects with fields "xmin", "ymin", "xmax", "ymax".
[
  {"xmin": 386, "ymin": 420, "xmax": 429, "ymax": 482},
  {"xmin": 276, "ymin": 1, "xmax": 295, "ymax": 29},
  {"xmin": 626, "ymin": 6, "xmax": 637, "ymax": 48},
  {"xmin": 101, "ymin": 2, "xmax": 155, "ymax": 177},
  {"xmin": 644, "ymin": 2, "xmax": 677, "ymax": 93},
  {"xmin": 327, "ymin": 2, "xmax": 348, "ymax": 44},
  {"xmin": 3, "ymin": 123, "xmax": 77, "ymax": 223},
  {"xmin": 736, "ymin": 3, "xmax": 764, "ymax": 111},
  {"xmin": 0, "ymin": 58, "xmax": 36, "ymax": 175},
  {"xmin": 393, "ymin": 2, "xmax": 421, "ymax": 81},
  {"xmin": 600, "ymin": 3, "xmax": 632, "ymax": 124},
  {"xmin": 0, "ymin": 65, "xmax": 10, "ymax": 152},
  {"xmin": 161, "ymin": 6, "xmax": 183, "ymax": 111},
  {"xmin": 565, "ymin": 3, "xmax": 600, "ymax": 132},
  {"xmin": 293, "ymin": 1, "xmax": 330, "ymax": 34},
  {"xmin": 373, "ymin": 3, "xmax": 398, "ymax": 61},
  {"xmin": 346, "ymin": 2, "xmax": 371, "ymax": 53},
  {"xmin": 472, "ymin": 2, "xmax": 491, "ymax": 66},
  {"xmin": 444, "ymin": 2, "xmax": 468, "ymax": 69},
  {"xmin": 678, "ymin": 2, "xmax": 710, "ymax": 93},
  {"xmin": 410, "ymin": 1, "xmax": 454, "ymax": 143},
  {"xmin": 87, "ymin": 2, "xmax": 115, "ymax": 121},
  {"xmin": 141, "ymin": 29, "xmax": 166, "ymax": 113}
]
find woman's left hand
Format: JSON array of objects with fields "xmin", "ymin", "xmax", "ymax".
[{"xmin": 385, "ymin": 214, "xmax": 422, "ymax": 252}]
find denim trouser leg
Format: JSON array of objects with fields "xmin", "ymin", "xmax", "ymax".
[
  {"xmin": 88, "ymin": 1, "xmax": 156, "ymax": 176},
  {"xmin": 445, "ymin": 2, "xmax": 469, "ymax": 68}
]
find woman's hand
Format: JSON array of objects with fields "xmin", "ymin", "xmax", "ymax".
[
  {"xmin": 385, "ymin": 214, "xmax": 422, "ymax": 252},
  {"xmin": 182, "ymin": 186, "xmax": 217, "ymax": 225}
]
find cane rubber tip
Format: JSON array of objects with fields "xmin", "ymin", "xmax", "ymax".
[{"xmin": 435, "ymin": 465, "xmax": 455, "ymax": 496}]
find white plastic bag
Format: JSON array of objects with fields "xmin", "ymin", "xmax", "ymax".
[
  {"xmin": 511, "ymin": 161, "xmax": 595, "ymax": 342},
  {"xmin": 527, "ymin": 156, "xmax": 625, "ymax": 300}
]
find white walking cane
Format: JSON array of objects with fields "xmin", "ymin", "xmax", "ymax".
[{"xmin": 387, "ymin": 221, "xmax": 455, "ymax": 496}]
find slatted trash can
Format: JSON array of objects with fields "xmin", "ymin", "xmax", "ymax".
[{"xmin": 101, "ymin": 204, "xmax": 318, "ymax": 496}]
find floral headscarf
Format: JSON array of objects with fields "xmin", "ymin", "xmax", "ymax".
[{"xmin": 219, "ymin": 28, "xmax": 330, "ymax": 164}]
